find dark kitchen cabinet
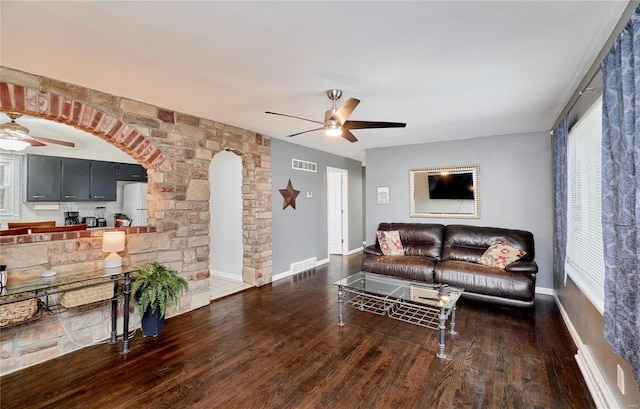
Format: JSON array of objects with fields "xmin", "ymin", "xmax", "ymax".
[
  {"xmin": 61, "ymin": 158, "xmax": 91, "ymax": 201},
  {"xmin": 90, "ymin": 161, "xmax": 117, "ymax": 201},
  {"xmin": 117, "ymin": 163, "xmax": 147, "ymax": 182},
  {"xmin": 25, "ymin": 155, "xmax": 121, "ymax": 202},
  {"xmin": 25, "ymin": 155, "xmax": 62, "ymax": 201}
]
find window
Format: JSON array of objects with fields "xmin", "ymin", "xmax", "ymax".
[
  {"xmin": 566, "ymin": 97, "xmax": 605, "ymax": 312},
  {"xmin": 0, "ymin": 154, "xmax": 20, "ymax": 219}
]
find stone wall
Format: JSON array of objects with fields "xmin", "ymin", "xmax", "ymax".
[{"xmin": 0, "ymin": 66, "xmax": 273, "ymax": 374}]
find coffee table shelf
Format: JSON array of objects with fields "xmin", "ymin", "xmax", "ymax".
[{"xmin": 335, "ymin": 272, "xmax": 464, "ymax": 358}]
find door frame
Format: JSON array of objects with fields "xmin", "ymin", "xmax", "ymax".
[
  {"xmin": 327, "ymin": 167, "xmax": 349, "ymax": 255},
  {"xmin": 209, "ymin": 150, "xmax": 244, "ymax": 285}
]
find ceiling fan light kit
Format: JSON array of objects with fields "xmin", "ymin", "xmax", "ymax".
[
  {"xmin": 0, "ymin": 117, "xmax": 31, "ymax": 151},
  {"xmin": 266, "ymin": 89, "xmax": 406, "ymax": 143},
  {"xmin": 0, "ymin": 138, "xmax": 30, "ymax": 152},
  {"xmin": 0, "ymin": 112, "xmax": 75, "ymax": 151},
  {"xmin": 324, "ymin": 123, "xmax": 343, "ymax": 137}
]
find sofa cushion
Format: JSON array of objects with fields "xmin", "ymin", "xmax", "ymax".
[
  {"xmin": 361, "ymin": 255, "xmax": 436, "ymax": 283},
  {"xmin": 442, "ymin": 225, "xmax": 535, "ymax": 263},
  {"xmin": 435, "ymin": 260, "xmax": 534, "ymax": 302},
  {"xmin": 376, "ymin": 223, "xmax": 444, "ymax": 259},
  {"xmin": 376, "ymin": 230, "xmax": 404, "ymax": 255},
  {"xmin": 479, "ymin": 241, "xmax": 526, "ymax": 269}
]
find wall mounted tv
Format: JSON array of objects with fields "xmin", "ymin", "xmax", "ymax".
[{"xmin": 428, "ymin": 172, "xmax": 475, "ymax": 200}]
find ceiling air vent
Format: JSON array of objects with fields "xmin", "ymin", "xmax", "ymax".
[{"xmin": 292, "ymin": 158, "xmax": 317, "ymax": 173}]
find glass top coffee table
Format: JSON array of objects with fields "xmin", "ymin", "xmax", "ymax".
[{"xmin": 334, "ymin": 271, "xmax": 464, "ymax": 358}]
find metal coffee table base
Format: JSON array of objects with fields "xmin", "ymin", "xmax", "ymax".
[{"xmin": 337, "ymin": 285, "xmax": 458, "ymax": 359}]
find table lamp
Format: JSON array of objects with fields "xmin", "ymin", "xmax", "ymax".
[{"xmin": 103, "ymin": 231, "xmax": 125, "ymax": 268}]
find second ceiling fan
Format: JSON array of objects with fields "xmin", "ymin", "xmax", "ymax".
[
  {"xmin": 0, "ymin": 112, "xmax": 75, "ymax": 151},
  {"xmin": 266, "ymin": 89, "xmax": 406, "ymax": 143}
]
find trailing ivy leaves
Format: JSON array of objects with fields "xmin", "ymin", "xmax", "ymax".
[{"xmin": 131, "ymin": 262, "xmax": 189, "ymax": 318}]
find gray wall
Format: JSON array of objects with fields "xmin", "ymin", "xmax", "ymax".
[
  {"xmin": 365, "ymin": 130, "xmax": 554, "ymax": 290},
  {"xmin": 271, "ymin": 138, "xmax": 363, "ymax": 275}
]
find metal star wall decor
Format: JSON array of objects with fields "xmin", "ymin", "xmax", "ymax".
[{"xmin": 279, "ymin": 179, "xmax": 300, "ymax": 210}]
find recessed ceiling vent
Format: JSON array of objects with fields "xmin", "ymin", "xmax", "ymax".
[{"xmin": 292, "ymin": 158, "xmax": 317, "ymax": 173}]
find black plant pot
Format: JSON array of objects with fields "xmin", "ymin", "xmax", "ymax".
[{"xmin": 141, "ymin": 308, "xmax": 165, "ymax": 337}]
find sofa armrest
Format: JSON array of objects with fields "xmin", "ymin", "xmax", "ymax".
[
  {"xmin": 364, "ymin": 244, "xmax": 383, "ymax": 256},
  {"xmin": 505, "ymin": 260, "xmax": 538, "ymax": 274}
]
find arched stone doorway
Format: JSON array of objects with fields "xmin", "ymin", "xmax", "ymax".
[
  {"xmin": 0, "ymin": 70, "xmax": 272, "ymax": 288},
  {"xmin": 210, "ymin": 150, "xmax": 243, "ymax": 280}
]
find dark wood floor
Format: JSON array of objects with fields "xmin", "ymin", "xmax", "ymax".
[{"xmin": 1, "ymin": 254, "xmax": 594, "ymax": 409}]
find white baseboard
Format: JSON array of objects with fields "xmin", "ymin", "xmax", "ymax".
[
  {"xmin": 535, "ymin": 286, "xmax": 554, "ymax": 295},
  {"xmin": 272, "ymin": 270, "xmax": 293, "ymax": 282},
  {"xmin": 273, "ymin": 257, "xmax": 330, "ymax": 282},
  {"xmin": 345, "ymin": 246, "xmax": 364, "ymax": 255},
  {"xmin": 210, "ymin": 270, "xmax": 244, "ymax": 282},
  {"xmin": 575, "ymin": 346, "xmax": 619, "ymax": 409},
  {"xmin": 554, "ymin": 295, "xmax": 620, "ymax": 409},
  {"xmin": 554, "ymin": 294, "xmax": 582, "ymax": 347}
]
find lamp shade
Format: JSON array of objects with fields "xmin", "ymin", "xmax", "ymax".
[
  {"xmin": 103, "ymin": 231, "xmax": 125, "ymax": 269},
  {"xmin": 103, "ymin": 231, "xmax": 125, "ymax": 252}
]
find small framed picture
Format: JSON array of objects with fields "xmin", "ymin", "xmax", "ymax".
[{"xmin": 377, "ymin": 186, "xmax": 390, "ymax": 205}]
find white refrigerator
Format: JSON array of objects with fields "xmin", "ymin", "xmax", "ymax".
[{"xmin": 122, "ymin": 182, "xmax": 148, "ymax": 226}]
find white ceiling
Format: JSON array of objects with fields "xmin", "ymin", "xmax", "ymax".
[{"xmin": 0, "ymin": 1, "xmax": 631, "ymax": 163}]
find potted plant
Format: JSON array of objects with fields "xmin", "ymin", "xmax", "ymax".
[{"xmin": 131, "ymin": 262, "xmax": 189, "ymax": 337}]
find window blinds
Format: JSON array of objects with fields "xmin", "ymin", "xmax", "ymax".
[{"xmin": 566, "ymin": 97, "xmax": 605, "ymax": 311}]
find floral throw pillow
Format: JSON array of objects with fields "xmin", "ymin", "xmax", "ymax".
[
  {"xmin": 479, "ymin": 241, "xmax": 526, "ymax": 269},
  {"xmin": 376, "ymin": 230, "xmax": 404, "ymax": 256}
]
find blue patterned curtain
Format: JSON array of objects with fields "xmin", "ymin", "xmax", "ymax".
[
  {"xmin": 552, "ymin": 117, "xmax": 568, "ymax": 286},
  {"xmin": 601, "ymin": 5, "xmax": 640, "ymax": 387}
]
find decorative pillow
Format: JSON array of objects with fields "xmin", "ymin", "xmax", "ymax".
[
  {"xmin": 479, "ymin": 241, "xmax": 526, "ymax": 269},
  {"xmin": 376, "ymin": 230, "xmax": 404, "ymax": 256}
]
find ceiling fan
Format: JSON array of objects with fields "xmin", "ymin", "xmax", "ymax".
[
  {"xmin": 265, "ymin": 89, "xmax": 406, "ymax": 143},
  {"xmin": 0, "ymin": 112, "xmax": 75, "ymax": 151}
]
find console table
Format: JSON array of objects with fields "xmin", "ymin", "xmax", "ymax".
[{"xmin": 0, "ymin": 266, "xmax": 138, "ymax": 354}]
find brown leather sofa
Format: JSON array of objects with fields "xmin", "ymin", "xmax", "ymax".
[{"xmin": 362, "ymin": 223, "xmax": 538, "ymax": 308}]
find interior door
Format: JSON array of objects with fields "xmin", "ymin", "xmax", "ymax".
[{"xmin": 327, "ymin": 167, "xmax": 347, "ymax": 255}]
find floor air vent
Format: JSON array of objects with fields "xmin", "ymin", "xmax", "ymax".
[{"xmin": 290, "ymin": 257, "xmax": 317, "ymax": 274}]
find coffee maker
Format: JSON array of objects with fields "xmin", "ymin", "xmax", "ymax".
[
  {"xmin": 95, "ymin": 207, "xmax": 107, "ymax": 227},
  {"xmin": 64, "ymin": 211, "xmax": 80, "ymax": 225}
]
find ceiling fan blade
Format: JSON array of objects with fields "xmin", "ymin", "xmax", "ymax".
[
  {"xmin": 265, "ymin": 111, "xmax": 324, "ymax": 125},
  {"xmin": 331, "ymin": 98, "xmax": 360, "ymax": 125},
  {"xmin": 341, "ymin": 130, "xmax": 358, "ymax": 143},
  {"xmin": 23, "ymin": 138, "xmax": 46, "ymax": 147},
  {"xmin": 285, "ymin": 127, "xmax": 324, "ymax": 138},
  {"xmin": 30, "ymin": 135, "xmax": 75, "ymax": 147},
  {"xmin": 343, "ymin": 120, "xmax": 407, "ymax": 130}
]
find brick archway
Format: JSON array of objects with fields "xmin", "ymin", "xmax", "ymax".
[
  {"xmin": 0, "ymin": 83, "xmax": 165, "ymax": 169},
  {"xmin": 0, "ymin": 70, "xmax": 272, "ymax": 287}
]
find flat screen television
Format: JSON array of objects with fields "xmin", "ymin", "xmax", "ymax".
[{"xmin": 428, "ymin": 172, "xmax": 474, "ymax": 200}]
